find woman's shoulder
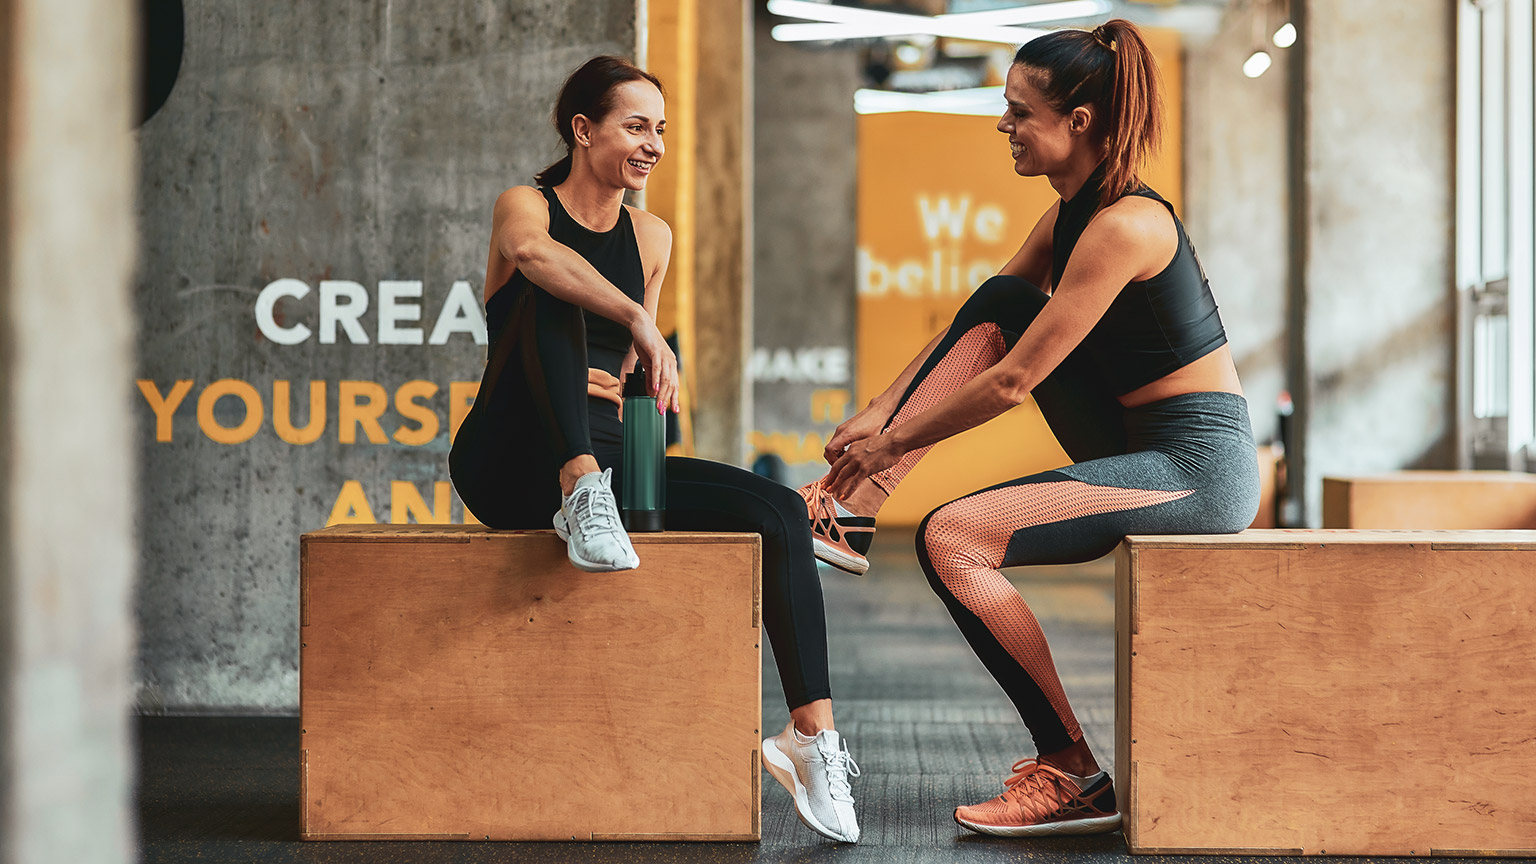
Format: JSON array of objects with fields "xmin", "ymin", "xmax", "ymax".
[
  {"xmin": 624, "ymin": 205, "xmax": 673, "ymax": 245},
  {"xmin": 495, "ymin": 184, "xmax": 549, "ymax": 212}
]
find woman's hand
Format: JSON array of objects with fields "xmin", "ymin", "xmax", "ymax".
[
  {"xmin": 824, "ymin": 401, "xmax": 894, "ymax": 465},
  {"xmin": 629, "ymin": 314, "xmax": 680, "ymax": 414},
  {"xmin": 588, "ymin": 369, "xmax": 622, "ymax": 410},
  {"xmin": 824, "ymin": 432, "xmax": 904, "ymax": 500}
]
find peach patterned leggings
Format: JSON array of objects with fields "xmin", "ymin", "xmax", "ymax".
[{"xmin": 874, "ymin": 276, "xmax": 1260, "ymax": 754}]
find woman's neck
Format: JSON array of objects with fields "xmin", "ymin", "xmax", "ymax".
[
  {"xmin": 1047, "ymin": 150, "xmax": 1106, "ymax": 204},
  {"xmin": 554, "ymin": 163, "xmax": 626, "ymax": 232}
]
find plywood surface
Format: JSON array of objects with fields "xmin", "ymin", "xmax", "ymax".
[
  {"xmin": 1117, "ymin": 537, "xmax": 1536, "ymax": 855},
  {"xmin": 1323, "ymin": 471, "xmax": 1536, "ymax": 529},
  {"xmin": 300, "ymin": 529, "xmax": 762, "ymax": 841}
]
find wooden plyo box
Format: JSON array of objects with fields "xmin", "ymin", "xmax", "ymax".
[
  {"xmin": 1323, "ymin": 471, "xmax": 1536, "ymax": 529},
  {"xmin": 300, "ymin": 525, "xmax": 762, "ymax": 842},
  {"xmin": 1116, "ymin": 530, "xmax": 1536, "ymax": 856}
]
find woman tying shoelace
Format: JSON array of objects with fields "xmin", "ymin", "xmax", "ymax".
[{"xmin": 800, "ymin": 19, "xmax": 1259, "ymax": 837}]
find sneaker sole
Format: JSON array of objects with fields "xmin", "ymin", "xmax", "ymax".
[
  {"xmin": 761, "ymin": 736, "xmax": 859, "ymax": 843},
  {"xmin": 553, "ymin": 515, "xmax": 638, "ymax": 573},
  {"xmin": 812, "ymin": 538, "xmax": 870, "ymax": 576},
  {"xmin": 954, "ymin": 811, "xmax": 1122, "ymax": 837}
]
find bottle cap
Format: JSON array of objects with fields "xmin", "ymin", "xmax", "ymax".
[{"xmin": 623, "ymin": 364, "xmax": 652, "ymax": 399}]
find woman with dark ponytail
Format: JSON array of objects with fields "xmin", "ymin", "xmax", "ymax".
[
  {"xmin": 449, "ymin": 56, "xmax": 862, "ymax": 844},
  {"xmin": 800, "ymin": 20, "xmax": 1258, "ymax": 836}
]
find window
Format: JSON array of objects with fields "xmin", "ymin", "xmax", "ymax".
[{"xmin": 1458, "ymin": 0, "xmax": 1535, "ymax": 470}]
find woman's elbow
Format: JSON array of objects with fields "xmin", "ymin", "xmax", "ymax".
[{"xmin": 993, "ymin": 370, "xmax": 1033, "ymax": 407}]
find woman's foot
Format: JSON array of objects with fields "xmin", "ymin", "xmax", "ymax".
[
  {"xmin": 953, "ymin": 758, "xmax": 1121, "ymax": 837},
  {"xmin": 761, "ymin": 720, "xmax": 862, "ymax": 843},
  {"xmin": 798, "ymin": 480, "xmax": 876, "ymax": 575},
  {"xmin": 552, "ymin": 468, "xmax": 639, "ymax": 572}
]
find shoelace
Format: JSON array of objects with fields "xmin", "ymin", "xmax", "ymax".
[
  {"xmin": 799, "ymin": 481, "xmax": 837, "ymax": 532},
  {"xmin": 999, "ymin": 759, "xmax": 1075, "ymax": 821},
  {"xmin": 569, "ymin": 484, "xmax": 623, "ymax": 538},
  {"xmin": 820, "ymin": 739, "xmax": 861, "ymax": 803}
]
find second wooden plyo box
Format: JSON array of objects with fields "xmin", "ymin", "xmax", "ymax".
[{"xmin": 1116, "ymin": 530, "xmax": 1536, "ymax": 856}]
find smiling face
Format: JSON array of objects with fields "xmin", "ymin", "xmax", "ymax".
[
  {"xmin": 573, "ymin": 79, "xmax": 666, "ymax": 191},
  {"xmin": 996, "ymin": 64, "xmax": 1092, "ymax": 177}
]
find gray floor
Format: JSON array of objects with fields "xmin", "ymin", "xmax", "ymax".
[{"xmin": 136, "ymin": 528, "xmax": 1454, "ymax": 863}]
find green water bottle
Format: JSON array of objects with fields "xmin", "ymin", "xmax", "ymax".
[{"xmin": 621, "ymin": 364, "xmax": 666, "ymax": 532}]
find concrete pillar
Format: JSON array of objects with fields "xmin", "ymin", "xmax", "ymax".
[
  {"xmin": 692, "ymin": 0, "xmax": 752, "ymax": 464},
  {"xmin": 2, "ymin": 0, "xmax": 139, "ymax": 862},
  {"xmin": 1183, "ymin": 11, "xmax": 1291, "ymax": 447},
  {"xmin": 749, "ymin": 5, "xmax": 861, "ymax": 487},
  {"xmin": 1297, "ymin": 0, "xmax": 1457, "ymax": 524},
  {"xmin": 645, "ymin": 0, "xmax": 751, "ymax": 464}
]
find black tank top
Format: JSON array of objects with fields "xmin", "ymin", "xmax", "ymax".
[
  {"xmin": 484, "ymin": 186, "xmax": 646, "ymax": 446},
  {"xmin": 1051, "ymin": 166, "xmax": 1227, "ymax": 396},
  {"xmin": 485, "ymin": 186, "xmax": 646, "ymax": 376}
]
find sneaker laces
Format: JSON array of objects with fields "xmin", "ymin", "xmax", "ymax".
[
  {"xmin": 569, "ymin": 483, "xmax": 623, "ymax": 538},
  {"xmin": 820, "ymin": 738, "xmax": 861, "ymax": 803},
  {"xmin": 799, "ymin": 480, "xmax": 841, "ymax": 533},
  {"xmin": 999, "ymin": 759, "xmax": 1075, "ymax": 822}
]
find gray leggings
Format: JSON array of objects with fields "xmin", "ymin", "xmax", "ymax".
[{"xmin": 889, "ymin": 276, "xmax": 1260, "ymax": 754}]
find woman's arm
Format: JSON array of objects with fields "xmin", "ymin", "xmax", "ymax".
[
  {"xmin": 495, "ymin": 186, "xmax": 646, "ymax": 329},
  {"xmin": 997, "ymin": 201, "xmax": 1059, "ymax": 291},
  {"xmin": 497, "ymin": 186, "xmax": 679, "ymax": 412},
  {"xmin": 822, "ymin": 203, "xmax": 1059, "ymax": 464},
  {"xmin": 823, "ymin": 198, "xmax": 1173, "ymax": 498},
  {"xmin": 616, "ymin": 208, "xmax": 677, "ymax": 412}
]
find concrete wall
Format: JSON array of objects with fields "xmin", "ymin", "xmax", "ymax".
[
  {"xmin": 1185, "ymin": 0, "xmax": 1457, "ymax": 524},
  {"xmin": 3, "ymin": 0, "xmax": 138, "ymax": 860},
  {"xmin": 1299, "ymin": 0, "xmax": 1457, "ymax": 523},
  {"xmin": 750, "ymin": 4, "xmax": 861, "ymax": 487},
  {"xmin": 1183, "ymin": 8, "xmax": 1291, "ymax": 446},
  {"xmin": 135, "ymin": 1, "xmax": 636, "ymax": 713}
]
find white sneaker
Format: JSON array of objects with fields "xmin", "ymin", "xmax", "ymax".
[
  {"xmin": 552, "ymin": 468, "xmax": 639, "ymax": 572},
  {"xmin": 761, "ymin": 721, "xmax": 861, "ymax": 843}
]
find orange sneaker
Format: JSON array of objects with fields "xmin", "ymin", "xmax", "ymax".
[
  {"xmin": 953, "ymin": 759, "xmax": 1121, "ymax": 837},
  {"xmin": 799, "ymin": 480, "xmax": 876, "ymax": 576}
]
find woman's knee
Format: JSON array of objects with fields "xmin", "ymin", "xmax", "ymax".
[
  {"xmin": 957, "ymin": 275, "xmax": 1048, "ymax": 325},
  {"xmin": 916, "ymin": 503, "xmax": 968, "ymax": 592}
]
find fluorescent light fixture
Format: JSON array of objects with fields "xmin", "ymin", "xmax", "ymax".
[
  {"xmin": 854, "ymin": 86, "xmax": 1005, "ymax": 116},
  {"xmin": 946, "ymin": 0, "xmax": 1111, "ymax": 26},
  {"xmin": 1272, "ymin": 21, "xmax": 1297, "ymax": 48},
  {"xmin": 1242, "ymin": 50, "xmax": 1272, "ymax": 78},
  {"xmin": 768, "ymin": 0, "xmax": 1064, "ymax": 45}
]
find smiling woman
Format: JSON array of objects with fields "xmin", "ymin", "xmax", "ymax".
[{"xmin": 445, "ymin": 55, "xmax": 866, "ymax": 844}]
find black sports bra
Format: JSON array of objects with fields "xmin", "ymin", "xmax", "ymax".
[
  {"xmin": 484, "ymin": 186, "xmax": 646, "ymax": 383},
  {"xmin": 1051, "ymin": 165, "xmax": 1227, "ymax": 396}
]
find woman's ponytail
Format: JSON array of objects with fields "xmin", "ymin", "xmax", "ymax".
[
  {"xmin": 1094, "ymin": 20, "xmax": 1163, "ymax": 209},
  {"xmin": 534, "ymin": 153, "xmax": 573, "ymax": 187}
]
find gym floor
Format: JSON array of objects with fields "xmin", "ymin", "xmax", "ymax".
[{"xmin": 136, "ymin": 529, "xmax": 1445, "ymax": 864}]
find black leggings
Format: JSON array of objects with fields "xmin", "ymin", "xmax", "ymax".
[
  {"xmin": 449, "ymin": 285, "xmax": 831, "ymax": 711},
  {"xmin": 878, "ymin": 276, "xmax": 1260, "ymax": 753}
]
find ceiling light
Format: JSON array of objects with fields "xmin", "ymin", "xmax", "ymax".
[
  {"xmin": 768, "ymin": 0, "xmax": 1063, "ymax": 45},
  {"xmin": 946, "ymin": 0, "xmax": 1111, "ymax": 27},
  {"xmin": 854, "ymin": 86, "xmax": 1004, "ymax": 116},
  {"xmin": 1243, "ymin": 50, "xmax": 1272, "ymax": 78},
  {"xmin": 1272, "ymin": 21, "xmax": 1297, "ymax": 48}
]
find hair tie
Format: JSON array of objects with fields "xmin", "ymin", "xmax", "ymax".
[{"xmin": 1092, "ymin": 25, "xmax": 1116, "ymax": 52}]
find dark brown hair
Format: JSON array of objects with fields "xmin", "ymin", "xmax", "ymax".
[
  {"xmin": 534, "ymin": 55, "xmax": 665, "ymax": 187},
  {"xmin": 1013, "ymin": 19, "xmax": 1164, "ymax": 209}
]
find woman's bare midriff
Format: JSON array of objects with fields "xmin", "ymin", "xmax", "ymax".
[{"xmin": 1117, "ymin": 344, "xmax": 1244, "ymax": 408}]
